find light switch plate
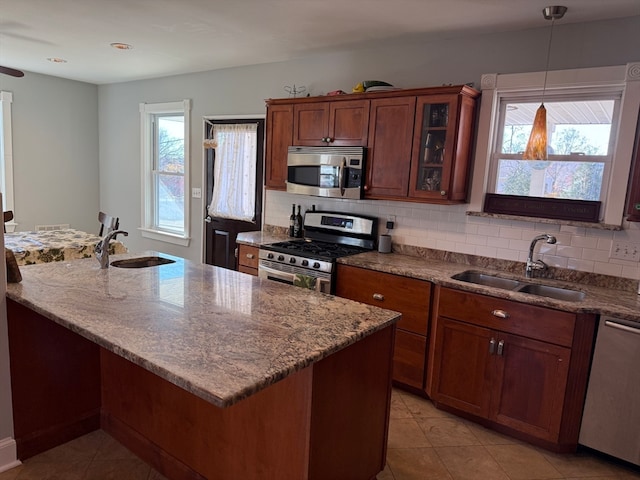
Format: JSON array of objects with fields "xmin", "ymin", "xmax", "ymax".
[
  {"xmin": 610, "ymin": 241, "xmax": 640, "ymax": 261},
  {"xmin": 192, "ymin": 188, "xmax": 202, "ymax": 199}
]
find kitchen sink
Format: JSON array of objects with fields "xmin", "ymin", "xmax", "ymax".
[
  {"xmin": 451, "ymin": 269, "xmax": 585, "ymax": 302},
  {"xmin": 451, "ymin": 271, "xmax": 521, "ymax": 290},
  {"xmin": 515, "ymin": 284, "xmax": 585, "ymax": 302},
  {"xmin": 111, "ymin": 256, "xmax": 175, "ymax": 268}
]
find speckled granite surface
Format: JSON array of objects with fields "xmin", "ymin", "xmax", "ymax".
[
  {"xmin": 5, "ymin": 252, "xmax": 400, "ymax": 408},
  {"xmin": 237, "ymin": 229, "xmax": 640, "ymax": 322}
]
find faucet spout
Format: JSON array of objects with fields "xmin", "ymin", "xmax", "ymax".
[
  {"xmin": 95, "ymin": 229, "xmax": 128, "ymax": 269},
  {"xmin": 525, "ymin": 234, "xmax": 556, "ymax": 278}
]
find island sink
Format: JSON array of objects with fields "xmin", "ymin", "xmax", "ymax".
[
  {"xmin": 111, "ymin": 256, "xmax": 175, "ymax": 268},
  {"xmin": 451, "ymin": 270, "xmax": 585, "ymax": 302}
]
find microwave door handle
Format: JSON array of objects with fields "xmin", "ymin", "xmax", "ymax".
[{"xmin": 339, "ymin": 158, "xmax": 346, "ymax": 196}]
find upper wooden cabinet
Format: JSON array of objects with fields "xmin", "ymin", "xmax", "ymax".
[
  {"xmin": 293, "ymin": 100, "xmax": 370, "ymax": 146},
  {"xmin": 264, "ymin": 85, "xmax": 479, "ymax": 202}
]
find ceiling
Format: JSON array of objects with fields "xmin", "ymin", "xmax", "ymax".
[{"xmin": 1, "ymin": 0, "xmax": 639, "ymax": 85}]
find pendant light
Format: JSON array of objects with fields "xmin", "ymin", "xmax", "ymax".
[{"xmin": 523, "ymin": 6, "xmax": 567, "ymax": 160}]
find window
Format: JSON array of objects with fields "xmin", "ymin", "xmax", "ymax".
[
  {"xmin": 0, "ymin": 91, "xmax": 15, "ymax": 229},
  {"xmin": 140, "ymin": 100, "xmax": 191, "ymax": 245},
  {"xmin": 470, "ymin": 64, "xmax": 640, "ymax": 226}
]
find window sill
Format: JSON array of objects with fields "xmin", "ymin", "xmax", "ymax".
[
  {"xmin": 140, "ymin": 228, "xmax": 191, "ymax": 246},
  {"xmin": 466, "ymin": 211, "xmax": 622, "ymax": 231}
]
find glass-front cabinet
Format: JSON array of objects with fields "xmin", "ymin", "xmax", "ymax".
[{"xmin": 408, "ymin": 93, "xmax": 476, "ymax": 203}]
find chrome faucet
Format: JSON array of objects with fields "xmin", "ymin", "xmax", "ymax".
[
  {"xmin": 95, "ymin": 229, "xmax": 128, "ymax": 269},
  {"xmin": 525, "ymin": 234, "xmax": 557, "ymax": 278}
]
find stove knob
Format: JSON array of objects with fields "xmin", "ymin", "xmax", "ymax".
[
  {"xmin": 289, "ymin": 257, "xmax": 296, "ymax": 264},
  {"xmin": 301, "ymin": 259, "xmax": 309, "ymax": 267},
  {"xmin": 278, "ymin": 255, "xmax": 285, "ymax": 262},
  {"xmin": 267, "ymin": 253, "xmax": 274, "ymax": 259},
  {"xmin": 313, "ymin": 262, "xmax": 321, "ymax": 269}
]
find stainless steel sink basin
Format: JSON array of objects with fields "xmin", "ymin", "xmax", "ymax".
[
  {"xmin": 451, "ymin": 270, "xmax": 585, "ymax": 302},
  {"xmin": 451, "ymin": 271, "xmax": 521, "ymax": 290},
  {"xmin": 111, "ymin": 256, "xmax": 175, "ymax": 268},
  {"xmin": 516, "ymin": 283, "xmax": 585, "ymax": 302}
]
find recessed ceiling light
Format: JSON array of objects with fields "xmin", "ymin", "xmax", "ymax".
[
  {"xmin": 110, "ymin": 43, "xmax": 133, "ymax": 50},
  {"xmin": 47, "ymin": 57, "xmax": 67, "ymax": 63}
]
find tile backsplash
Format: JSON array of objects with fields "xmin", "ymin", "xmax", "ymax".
[{"xmin": 265, "ymin": 190, "xmax": 640, "ymax": 281}]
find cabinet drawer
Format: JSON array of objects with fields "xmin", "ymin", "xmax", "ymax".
[
  {"xmin": 438, "ymin": 288, "xmax": 575, "ymax": 347},
  {"xmin": 393, "ymin": 330, "xmax": 427, "ymax": 389},
  {"xmin": 336, "ymin": 264, "xmax": 431, "ymax": 335},
  {"xmin": 237, "ymin": 245, "xmax": 259, "ymax": 269}
]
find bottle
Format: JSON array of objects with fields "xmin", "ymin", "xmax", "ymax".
[
  {"xmin": 289, "ymin": 204, "xmax": 295, "ymax": 237},
  {"xmin": 293, "ymin": 205, "xmax": 303, "ymax": 238}
]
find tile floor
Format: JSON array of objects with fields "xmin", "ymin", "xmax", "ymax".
[{"xmin": 0, "ymin": 389, "xmax": 638, "ymax": 480}]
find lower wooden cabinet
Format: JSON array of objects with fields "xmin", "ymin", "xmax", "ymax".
[
  {"xmin": 237, "ymin": 244, "xmax": 259, "ymax": 276},
  {"xmin": 335, "ymin": 264, "xmax": 431, "ymax": 390},
  {"xmin": 430, "ymin": 286, "xmax": 596, "ymax": 451}
]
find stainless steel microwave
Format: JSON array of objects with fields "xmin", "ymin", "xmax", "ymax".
[{"xmin": 286, "ymin": 146, "xmax": 365, "ymax": 199}]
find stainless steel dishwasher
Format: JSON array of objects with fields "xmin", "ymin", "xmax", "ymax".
[{"xmin": 579, "ymin": 315, "xmax": 640, "ymax": 466}]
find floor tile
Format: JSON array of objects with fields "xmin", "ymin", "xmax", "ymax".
[
  {"xmin": 390, "ymin": 392, "xmax": 413, "ymax": 419},
  {"xmin": 377, "ymin": 463, "xmax": 396, "ymax": 480},
  {"xmin": 83, "ymin": 458, "xmax": 151, "ymax": 480},
  {"xmin": 435, "ymin": 445, "xmax": 510, "ymax": 480},
  {"xmin": 542, "ymin": 450, "xmax": 632, "ymax": 478},
  {"xmin": 401, "ymin": 393, "xmax": 451, "ymax": 419},
  {"xmin": 486, "ymin": 444, "xmax": 563, "ymax": 479},
  {"xmin": 415, "ymin": 417, "xmax": 481, "ymax": 447},
  {"xmin": 388, "ymin": 418, "xmax": 432, "ymax": 448},
  {"xmin": 14, "ymin": 459, "xmax": 90, "ymax": 480},
  {"xmin": 386, "ymin": 447, "xmax": 453, "ymax": 480}
]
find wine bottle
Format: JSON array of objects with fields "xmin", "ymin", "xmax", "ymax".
[
  {"xmin": 289, "ymin": 204, "xmax": 295, "ymax": 237},
  {"xmin": 294, "ymin": 205, "xmax": 303, "ymax": 238}
]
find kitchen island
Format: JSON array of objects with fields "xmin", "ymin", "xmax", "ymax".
[{"xmin": 5, "ymin": 253, "xmax": 400, "ymax": 480}]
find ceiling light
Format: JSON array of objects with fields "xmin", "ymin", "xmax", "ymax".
[
  {"xmin": 110, "ymin": 43, "xmax": 133, "ymax": 50},
  {"xmin": 523, "ymin": 6, "xmax": 567, "ymax": 161},
  {"xmin": 47, "ymin": 57, "xmax": 67, "ymax": 63}
]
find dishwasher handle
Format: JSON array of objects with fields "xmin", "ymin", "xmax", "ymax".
[{"xmin": 604, "ymin": 319, "xmax": 640, "ymax": 336}]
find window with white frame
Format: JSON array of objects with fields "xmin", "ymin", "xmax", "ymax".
[
  {"xmin": 0, "ymin": 91, "xmax": 16, "ymax": 226},
  {"xmin": 471, "ymin": 64, "xmax": 640, "ymax": 226},
  {"xmin": 140, "ymin": 100, "xmax": 191, "ymax": 246}
]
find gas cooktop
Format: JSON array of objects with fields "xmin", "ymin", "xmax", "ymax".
[{"xmin": 261, "ymin": 239, "xmax": 368, "ymax": 261}]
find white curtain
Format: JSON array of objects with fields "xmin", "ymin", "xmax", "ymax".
[{"xmin": 207, "ymin": 123, "xmax": 257, "ymax": 222}]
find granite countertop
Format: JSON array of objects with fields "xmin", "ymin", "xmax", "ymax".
[
  {"xmin": 236, "ymin": 230, "xmax": 289, "ymax": 246},
  {"xmin": 5, "ymin": 252, "xmax": 400, "ymax": 408},
  {"xmin": 337, "ymin": 251, "xmax": 640, "ymax": 323}
]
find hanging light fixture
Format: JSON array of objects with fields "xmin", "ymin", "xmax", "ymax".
[{"xmin": 523, "ymin": 5, "xmax": 567, "ymax": 160}]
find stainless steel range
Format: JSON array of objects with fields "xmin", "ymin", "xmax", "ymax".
[{"xmin": 258, "ymin": 211, "xmax": 377, "ymax": 294}]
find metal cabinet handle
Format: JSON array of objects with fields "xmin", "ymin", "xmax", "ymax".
[
  {"xmin": 246, "ymin": 253, "xmax": 255, "ymax": 259},
  {"xmin": 489, "ymin": 338, "xmax": 496, "ymax": 354},
  {"xmin": 491, "ymin": 309, "xmax": 510, "ymax": 319},
  {"xmin": 372, "ymin": 293, "xmax": 384, "ymax": 301},
  {"xmin": 440, "ymin": 190, "xmax": 447, "ymax": 196},
  {"xmin": 497, "ymin": 340, "xmax": 505, "ymax": 356}
]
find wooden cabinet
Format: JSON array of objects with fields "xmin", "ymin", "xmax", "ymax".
[
  {"xmin": 430, "ymin": 287, "xmax": 596, "ymax": 451},
  {"xmin": 293, "ymin": 100, "xmax": 369, "ymax": 146},
  {"xmin": 237, "ymin": 244, "xmax": 259, "ymax": 276},
  {"xmin": 626, "ymin": 114, "xmax": 640, "ymax": 221},
  {"xmin": 365, "ymin": 97, "xmax": 416, "ymax": 198},
  {"xmin": 335, "ymin": 264, "xmax": 431, "ymax": 390},
  {"xmin": 264, "ymin": 85, "xmax": 479, "ymax": 203},
  {"xmin": 265, "ymin": 104, "xmax": 293, "ymax": 190}
]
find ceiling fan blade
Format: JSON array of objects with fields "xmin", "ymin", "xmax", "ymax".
[{"xmin": 0, "ymin": 66, "xmax": 25, "ymax": 77}]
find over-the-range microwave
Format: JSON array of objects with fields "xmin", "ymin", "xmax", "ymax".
[{"xmin": 286, "ymin": 146, "xmax": 365, "ymax": 199}]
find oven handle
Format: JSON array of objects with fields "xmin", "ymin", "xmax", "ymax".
[{"xmin": 339, "ymin": 158, "xmax": 346, "ymax": 197}]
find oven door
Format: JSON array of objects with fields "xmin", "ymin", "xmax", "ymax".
[{"xmin": 258, "ymin": 262, "xmax": 332, "ymax": 294}]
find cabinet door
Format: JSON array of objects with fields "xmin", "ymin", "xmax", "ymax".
[
  {"xmin": 293, "ymin": 103, "xmax": 330, "ymax": 145},
  {"xmin": 394, "ymin": 330, "xmax": 427, "ymax": 389},
  {"xmin": 491, "ymin": 332, "xmax": 570, "ymax": 442},
  {"xmin": 328, "ymin": 100, "xmax": 369, "ymax": 146},
  {"xmin": 365, "ymin": 97, "xmax": 416, "ymax": 198},
  {"xmin": 431, "ymin": 318, "xmax": 493, "ymax": 418},
  {"xmin": 408, "ymin": 93, "xmax": 476, "ymax": 203},
  {"xmin": 265, "ymin": 104, "xmax": 293, "ymax": 190}
]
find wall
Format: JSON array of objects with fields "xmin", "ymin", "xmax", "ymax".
[
  {"xmin": 98, "ymin": 15, "xmax": 640, "ymax": 271},
  {"xmin": 0, "ymin": 73, "xmax": 99, "ymax": 233}
]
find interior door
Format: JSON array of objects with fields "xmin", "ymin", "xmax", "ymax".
[{"xmin": 205, "ymin": 119, "xmax": 264, "ymax": 269}]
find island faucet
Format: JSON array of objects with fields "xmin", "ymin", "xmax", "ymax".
[
  {"xmin": 95, "ymin": 229, "xmax": 128, "ymax": 269},
  {"xmin": 525, "ymin": 233, "xmax": 557, "ymax": 278}
]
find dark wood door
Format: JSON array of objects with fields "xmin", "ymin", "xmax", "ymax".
[
  {"xmin": 365, "ymin": 96, "xmax": 416, "ymax": 198},
  {"xmin": 205, "ymin": 119, "xmax": 264, "ymax": 269},
  {"xmin": 491, "ymin": 332, "xmax": 570, "ymax": 442},
  {"xmin": 431, "ymin": 317, "xmax": 493, "ymax": 417},
  {"xmin": 265, "ymin": 104, "xmax": 293, "ymax": 190}
]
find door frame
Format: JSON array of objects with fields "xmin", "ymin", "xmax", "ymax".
[{"xmin": 200, "ymin": 114, "xmax": 266, "ymax": 264}]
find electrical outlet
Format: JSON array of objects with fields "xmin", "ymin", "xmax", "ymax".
[
  {"xmin": 191, "ymin": 187, "xmax": 202, "ymax": 199},
  {"xmin": 610, "ymin": 241, "xmax": 640, "ymax": 261},
  {"xmin": 386, "ymin": 215, "xmax": 396, "ymax": 230}
]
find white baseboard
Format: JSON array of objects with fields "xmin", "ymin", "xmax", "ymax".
[{"xmin": 0, "ymin": 437, "xmax": 21, "ymax": 473}]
